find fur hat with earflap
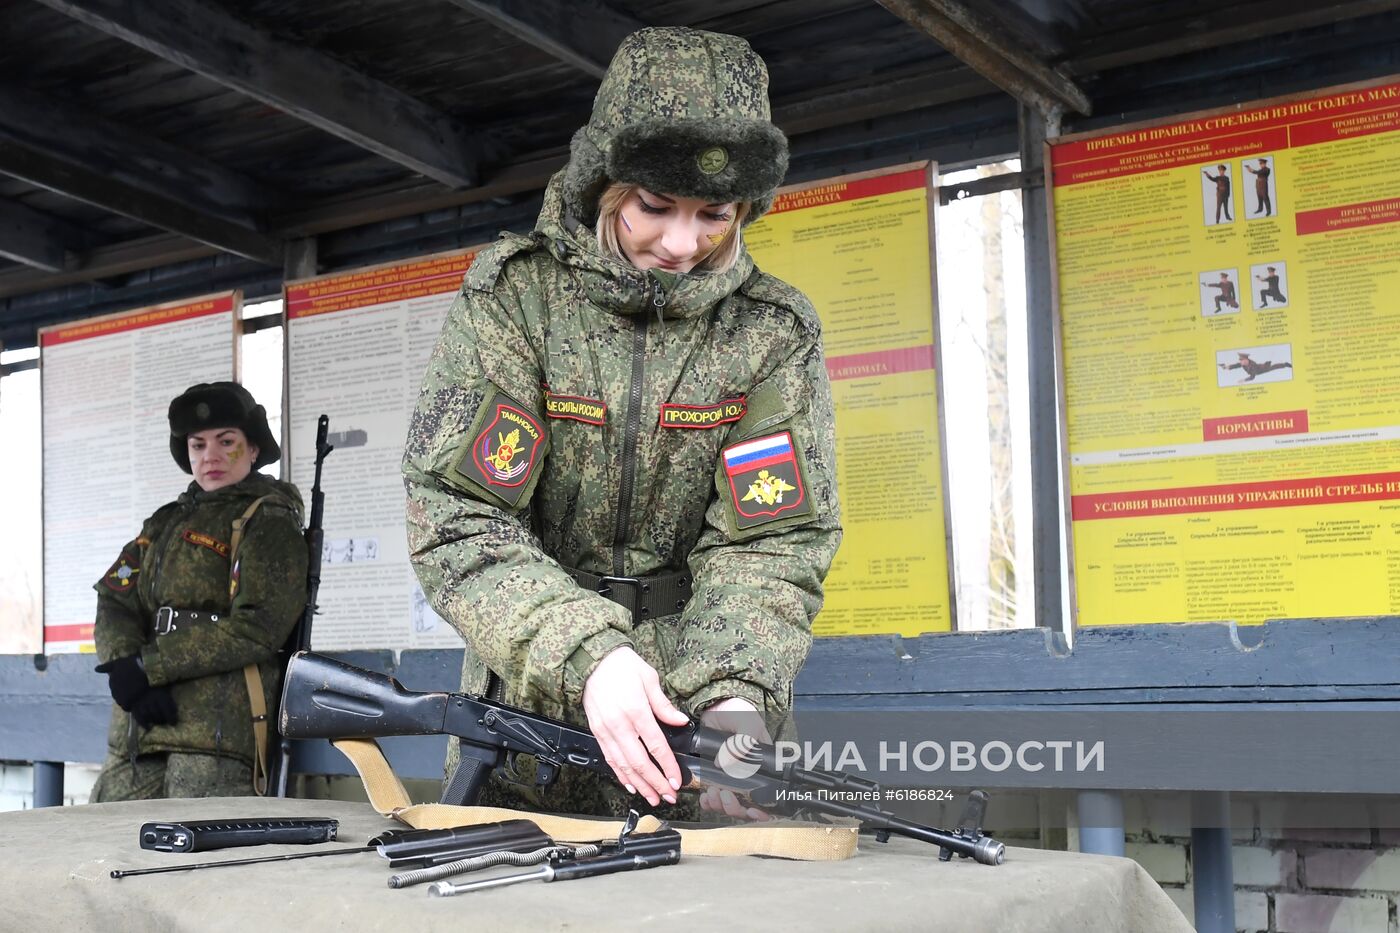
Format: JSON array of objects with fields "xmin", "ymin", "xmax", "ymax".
[
  {"xmin": 168, "ymin": 382, "xmax": 280, "ymax": 473},
  {"xmin": 561, "ymin": 27, "xmax": 789, "ymax": 227}
]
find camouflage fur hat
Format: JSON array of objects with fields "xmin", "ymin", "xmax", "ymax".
[
  {"xmin": 168, "ymin": 382, "xmax": 279, "ymax": 473},
  {"xmin": 562, "ymin": 27, "xmax": 788, "ymax": 226}
]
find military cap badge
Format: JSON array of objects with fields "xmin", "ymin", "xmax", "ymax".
[{"xmin": 698, "ymin": 146, "xmax": 729, "ymax": 175}]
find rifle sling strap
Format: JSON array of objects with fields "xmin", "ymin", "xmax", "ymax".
[
  {"xmin": 229, "ymin": 494, "xmax": 278, "ymax": 797},
  {"xmin": 331, "ymin": 737, "xmax": 859, "ymax": 861}
]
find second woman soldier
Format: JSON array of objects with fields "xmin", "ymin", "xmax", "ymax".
[{"xmin": 91, "ymin": 382, "xmax": 307, "ymax": 800}]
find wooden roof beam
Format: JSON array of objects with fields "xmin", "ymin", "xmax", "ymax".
[
  {"xmin": 33, "ymin": 0, "xmax": 485, "ymax": 188},
  {"xmin": 0, "ymin": 198, "xmax": 85, "ymax": 273},
  {"xmin": 773, "ymin": 61, "xmax": 997, "ymax": 136},
  {"xmin": 875, "ymin": 0, "xmax": 1091, "ymax": 117},
  {"xmin": 445, "ymin": 0, "xmax": 644, "ymax": 79},
  {"xmin": 0, "ymin": 86, "xmax": 282, "ymax": 264},
  {"xmin": 0, "ymin": 235, "xmax": 218, "ymax": 301},
  {"xmin": 1067, "ymin": 0, "xmax": 1400, "ymax": 74}
]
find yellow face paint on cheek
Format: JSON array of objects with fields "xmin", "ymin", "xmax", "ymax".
[
  {"xmin": 707, "ymin": 223, "xmax": 731, "ymax": 247},
  {"xmin": 230, "ymin": 442, "xmax": 246, "ymax": 464}
]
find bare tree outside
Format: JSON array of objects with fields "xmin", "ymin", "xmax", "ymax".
[{"xmin": 938, "ymin": 161, "xmax": 1033, "ymax": 631}]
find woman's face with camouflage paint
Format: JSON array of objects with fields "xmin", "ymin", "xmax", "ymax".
[
  {"xmin": 615, "ymin": 188, "xmax": 736, "ymax": 274},
  {"xmin": 188, "ymin": 427, "xmax": 258, "ymax": 492}
]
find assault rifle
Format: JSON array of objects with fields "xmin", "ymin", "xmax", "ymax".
[
  {"xmin": 270, "ymin": 414, "xmax": 334, "ymax": 797},
  {"xmin": 279, "ymin": 652, "xmax": 1005, "ymax": 866}
]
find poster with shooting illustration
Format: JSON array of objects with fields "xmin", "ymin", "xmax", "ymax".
[{"xmin": 1047, "ymin": 76, "xmax": 1400, "ymax": 626}]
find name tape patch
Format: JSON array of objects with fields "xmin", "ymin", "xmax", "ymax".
[
  {"xmin": 721, "ymin": 430, "xmax": 810, "ymax": 528},
  {"xmin": 661, "ymin": 397, "xmax": 747, "ymax": 429},
  {"xmin": 545, "ymin": 392, "xmax": 607, "ymax": 426},
  {"xmin": 182, "ymin": 530, "xmax": 230, "ymax": 558}
]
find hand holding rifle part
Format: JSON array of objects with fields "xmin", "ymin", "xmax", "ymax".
[{"xmin": 279, "ymin": 651, "xmax": 1005, "ymax": 866}]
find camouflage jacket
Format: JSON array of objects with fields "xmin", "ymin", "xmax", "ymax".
[
  {"xmin": 403, "ymin": 176, "xmax": 842, "ymax": 723},
  {"xmin": 93, "ymin": 472, "xmax": 307, "ymax": 763}
]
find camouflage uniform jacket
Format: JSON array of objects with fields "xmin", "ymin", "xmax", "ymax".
[
  {"xmin": 403, "ymin": 175, "xmax": 842, "ymax": 724},
  {"xmin": 93, "ymin": 472, "xmax": 307, "ymax": 763}
]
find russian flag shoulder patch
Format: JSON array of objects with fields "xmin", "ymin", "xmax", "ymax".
[{"xmin": 720, "ymin": 430, "xmax": 811, "ymax": 529}]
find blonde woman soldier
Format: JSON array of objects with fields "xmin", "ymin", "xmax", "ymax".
[{"xmin": 404, "ymin": 27, "xmax": 841, "ymax": 820}]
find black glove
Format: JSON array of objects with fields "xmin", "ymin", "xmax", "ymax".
[
  {"xmin": 130, "ymin": 686, "xmax": 179, "ymax": 728},
  {"xmin": 94, "ymin": 655, "xmax": 150, "ymax": 711}
]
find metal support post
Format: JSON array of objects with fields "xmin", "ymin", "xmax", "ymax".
[
  {"xmin": 1076, "ymin": 790, "xmax": 1125, "ymax": 856},
  {"xmin": 1191, "ymin": 791, "xmax": 1236, "ymax": 933},
  {"xmin": 32, "ymin": 761, "xmax": 64, "ymax": 807},
  {"xmin": 1018, "ymin": 103, "xmax": 1065, "ymax": 631}
]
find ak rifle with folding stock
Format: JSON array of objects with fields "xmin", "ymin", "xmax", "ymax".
[{"xmin": 279, "ymin": 652, "xmax": 1005, "ymax": 866}]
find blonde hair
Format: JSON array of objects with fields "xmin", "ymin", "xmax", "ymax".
[{"xmin": 596, "ymin": 182, "xmax": 751, "ymax": 274}]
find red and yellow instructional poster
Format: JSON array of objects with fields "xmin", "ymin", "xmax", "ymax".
[
  {"xmin": 1048, "ymin": 77, "xmax": 1400, "ymax": 625},
  {"xmin": 746, "ymin": 164, "xmax": 954, "ymax": 636},
  {"xmin": 40, "ymin": 293, "xmax": 239, "ymax": 653},
  {"xmin": 285, "ymin": 249, "xmax": 476, "ymax": 650}
]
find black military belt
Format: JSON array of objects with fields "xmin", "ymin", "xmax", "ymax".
[
  {"xmin": 565, "ymin": 567, "xmax": 692, "ymax": 622},
  {"xmin": 154, "ymin": 606, "xmax": 222, "ymax": 636}
]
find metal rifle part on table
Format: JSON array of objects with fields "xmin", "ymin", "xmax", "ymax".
[
  {"xmin": 278, "ymin": 651, "xmax": 1005, "ymax": 866},
  {"xmin": 110, "ymin": 818, "xmax": 552, "ymax": 879},
  {"xmin": 429, "ymin": 815, "xmax": 682, "ymax": 897}
]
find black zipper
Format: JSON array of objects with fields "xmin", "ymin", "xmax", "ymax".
[{"xmin": 611, "ymin": 279, "xmax": 664, "ymax": 573}]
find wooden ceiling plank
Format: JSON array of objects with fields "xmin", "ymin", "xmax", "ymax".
[
  {"xmin": 773, "ymin": 62, "xmax": 996, "ymax": 135},
  {"xmin": 0, "ymin": 198, "xmax": 81, "ymax": 272},
  {"xmin": 1067, "ymin": 0, "xmax": 1400, "ymax": 74},
  {"xmin": 443, "ymin": 0, "xmax": 645, "ymax": 79},
  {"xmin": 32, "ymin": 0, "xmax": 485, "ymax": 188},
  {"xmin": 0, "ymin": 84, "xmax": 283, "ymax": 263},
  {"xmin": 0, "ymin": 144, "xmax": 282, "ymax": 266},
  {"xmin": 0, "ymin": 85, "xmax": 270, "ymax": 227},
  {"xmin": 875, "ymin": 0, "xmax": 1091, "ymax": 116},
  {"xmin": 0, "ymin": 234, "xmax": 218, "ymax": 300}
]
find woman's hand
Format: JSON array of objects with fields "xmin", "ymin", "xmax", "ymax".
[
  {"xmin": 699, "ymin": 698, "xmax": 773, "ymax": 822},
  {"xmin": 582, "ymin": 646, "xmax": 690, "ymax": 806}
]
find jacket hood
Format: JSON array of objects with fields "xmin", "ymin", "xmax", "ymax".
[{"xmin": 561, "ymin": 27, "xmax": 788, "ymax": 227}]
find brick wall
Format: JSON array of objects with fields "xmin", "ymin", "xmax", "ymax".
[{"xmin": 1121, "ymin": 793, "xmax": 1400, "ymax": 933}]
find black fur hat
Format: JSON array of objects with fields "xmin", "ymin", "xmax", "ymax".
[{"xmin": 168, "ymin": 382, "xmax": 279, "ymax": 473}]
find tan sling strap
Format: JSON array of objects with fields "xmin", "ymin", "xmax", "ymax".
[
  {"xmin": 332, "ymin": 737, "xmax": 860, "ymax": 861},
  {"xmin": 229, "ymin": 494, "xmax": 278, "ymax": 796}
]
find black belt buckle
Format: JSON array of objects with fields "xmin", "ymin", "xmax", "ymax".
[
  {"xmin": 154, "ymin": 606, "xmax": 219, "ymax": 636},
  {"xmin": 596, "ymin": 575, "xmax": 641, "ymax": 600},
  {"xmin": 598, "ymin": 575, "xmax": 651, "ymax": 618},
  {"xmin": 584, "ymin": 571, "xmax": 690, "ymax": 621},
  {"xmin": 154, "ymin": 606, "xmax": 177, "ymax": 636}
]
